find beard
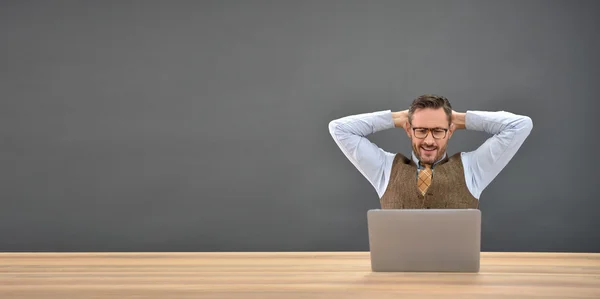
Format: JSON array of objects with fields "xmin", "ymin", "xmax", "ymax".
[{"xmin": 412, "ymin": 140, "xmax": 446, "ymax": 165}]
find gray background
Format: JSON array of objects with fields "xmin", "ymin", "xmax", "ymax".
[{"xmin": 1, "ymin": 0, "xmax": 599, "ymax": 252}]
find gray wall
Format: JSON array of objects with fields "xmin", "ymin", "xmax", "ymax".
[{"xmin": 1, "ymin": 0, "xmax": 598, "ymax": 252}]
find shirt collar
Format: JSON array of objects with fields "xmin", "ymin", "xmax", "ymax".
[{"xmin": 411, "ymin": 151, "xmax": 447, "ymax": 169}]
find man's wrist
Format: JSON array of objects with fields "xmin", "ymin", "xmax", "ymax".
[
  {"xmin": 452, "ymin": 111, "xmax": 466, "ymax": 129},
  {"xmin": 392, "ymin": 110, "xmax": 409, "ymax": 128}
]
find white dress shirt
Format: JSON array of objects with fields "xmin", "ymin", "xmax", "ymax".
[{"xmin": 328, "ymin": 110, "xmax": 533, "ymax": 199}]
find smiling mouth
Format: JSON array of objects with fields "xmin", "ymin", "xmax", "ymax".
[{"xmin": 421, "ymin": 146, "xmax": 437, "ymax": 152}]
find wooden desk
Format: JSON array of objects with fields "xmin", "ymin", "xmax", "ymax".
[{"xmin": 1, "ymin": 252, "xmax": 599, "ymax": 298}]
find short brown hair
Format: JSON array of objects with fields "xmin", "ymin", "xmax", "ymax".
[{"xmin": 408, "ymin": 94, "xmax": 452, "ymax": 125}]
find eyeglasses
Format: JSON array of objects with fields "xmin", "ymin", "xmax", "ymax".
[{"xmin": 412, "ymin": 127, "xmax": 448, "ymax": 139}]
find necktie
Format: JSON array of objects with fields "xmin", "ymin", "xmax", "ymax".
[{"xmin": 418, "ymin": 165, "xmax": 432, "ymax": 196}]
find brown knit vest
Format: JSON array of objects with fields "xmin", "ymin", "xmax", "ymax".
[{"xmin": 380, "ymin": 153, "xmax": 479, "ymax": 209}]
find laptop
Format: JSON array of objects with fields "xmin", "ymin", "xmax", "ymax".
[{"xmin": 367, "ymin": 209, "xmax": 481, "ymax": 272}]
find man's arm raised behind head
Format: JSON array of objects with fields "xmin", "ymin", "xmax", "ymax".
[
  {"xmin": 328, "ymin": 110, "xmax": 400, "ymax": 198},
  {"xmin": 459, "ymin": 110, "xmax": 534, "ymax": 199}
]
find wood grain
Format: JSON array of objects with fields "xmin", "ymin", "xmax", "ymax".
[{"xmin": 1, "ymin": 252, "xmax": 599, "ymax": 298}]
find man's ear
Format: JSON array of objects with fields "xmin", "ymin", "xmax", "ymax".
[
  {"xmin": 404, "ymin": 122, "xmax": 411, "ymax": 138},
  {"xmin": 448, "ymin": 123, "xmax": 455, "ymax": 139}
]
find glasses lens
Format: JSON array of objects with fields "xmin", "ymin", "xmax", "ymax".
[
  {"xmin": 414, "ymin": 129, "xmax": 427, "ymax": 138},
  {"xmin": 432, "ymin": 129, "xmax": 446, "ymax": 139}
]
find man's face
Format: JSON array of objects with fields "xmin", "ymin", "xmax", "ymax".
[{"xmin": 405, "ymin": 108, "xmax": 454, "ymax": 165}]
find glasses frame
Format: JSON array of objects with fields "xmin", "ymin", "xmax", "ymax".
[{"xmin": 412, "ymin": 127, "xmax": 449, "ymax": 139}]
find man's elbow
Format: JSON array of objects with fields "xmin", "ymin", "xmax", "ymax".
[
  {"xmin": 522, "ymin": 116, "xmax": 533, "ymax": 132},
  {"xmin": 516, "ymin": 115, "xmax": 533, "ymax": 137},
  {"xmin": 328, "ymin": 120, "xmax": 338, "ymax": 136},
  {"xmin": 329, "ymin": 119, "xmax": 345, "ymax": 139}
]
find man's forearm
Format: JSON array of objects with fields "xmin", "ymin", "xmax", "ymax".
[{"xmin": 465, "ymin": 111, "xmax": 532, "ymax": 135}]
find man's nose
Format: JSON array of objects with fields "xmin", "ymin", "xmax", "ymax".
[{"xmin": 424, "ymin": 132, "xmax": 435, "ymax": 144}]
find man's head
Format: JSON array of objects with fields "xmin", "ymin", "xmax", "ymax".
[{"xmin": 404, "ymin": 94, "xmax": 455, "ymax": 166}]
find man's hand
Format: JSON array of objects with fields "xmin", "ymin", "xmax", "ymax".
[
  {"xmin": 452, "ymin": 110, "xmax": 466, "ymax": 130},
  {"xmin": 392, "ymin": 110, "xmax": 409, "ymax": 129}
]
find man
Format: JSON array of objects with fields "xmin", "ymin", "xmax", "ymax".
[{"xmin": 328, "ymin": 94, "xmax": 533, "ymax": 209}]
